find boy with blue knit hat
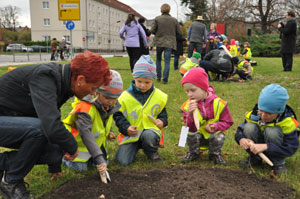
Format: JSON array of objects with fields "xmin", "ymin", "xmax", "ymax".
[
  {"xmin": 235, "ymin": 84, "xmax": 299, "ymax": 175},
  {"xmin": 114, "ymin": 55, "xmax": 168, "ymax": 166}
]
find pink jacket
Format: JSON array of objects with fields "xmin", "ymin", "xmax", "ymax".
[{"xmin": 182, "ymin": 85, "xmax": 233, "ymax": 133}]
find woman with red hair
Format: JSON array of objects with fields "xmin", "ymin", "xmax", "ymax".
[{"xmin": 0, "ymin": 51, "xmax": 110, "ymax": 199}]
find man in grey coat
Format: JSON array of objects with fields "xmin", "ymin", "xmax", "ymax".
[
  {"xmin": 151, "ymin": 3, "xmax": 181, "ymax": 84},
  {"xmin": 187, "ymin": 16, "xmax": 207, "ymax": 58},
  {"xmin": 278, "ymin": 10, "xmax": 297, "ymax": 72}
]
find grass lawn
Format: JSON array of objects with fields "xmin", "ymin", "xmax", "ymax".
[{"xmin": 1, "ymin": 56, "xmax": 300, "ymax": 198}]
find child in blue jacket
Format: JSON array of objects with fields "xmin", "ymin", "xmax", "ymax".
[{"xmin": 235, "ymin": 84, "xmax": 299, "ymax": 175}]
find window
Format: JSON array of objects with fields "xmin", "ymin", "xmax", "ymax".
[
  {"xmin": 64, "ymin": 35, "xmax": 70, "ymax": 42},
  {"xmin": 42, "ymin": 1, "xmax": 49, "ymax": 9},
  {"xmin": 44, "ymin": 18, "xmax": 50, "ymax": 26}
]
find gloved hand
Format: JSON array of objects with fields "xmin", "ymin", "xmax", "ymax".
[{"xmin": 97, "ymin": 163, "xmax": 107, "ymax": 183}]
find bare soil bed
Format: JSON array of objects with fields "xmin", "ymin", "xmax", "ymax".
[{"xmin": 42, "ymin": 166, "xmax": 296, "ymax": 199}]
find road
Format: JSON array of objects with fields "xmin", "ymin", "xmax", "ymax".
[{"xmin": 0, "ymin": 52, "xmax": 128, "ymax": 67}]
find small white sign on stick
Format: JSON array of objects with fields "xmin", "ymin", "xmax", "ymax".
[{"xmin": 178, "ymin": 126, "xmax": 189, "ymax": 147}]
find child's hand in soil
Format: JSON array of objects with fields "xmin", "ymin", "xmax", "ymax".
[
  {"xmin": 127, "ymin": 126, "xmax": 138, "ymax": 137},
  {"xmin": 97, "ymin": 163, "xmax": 107, "ymax": 174}
]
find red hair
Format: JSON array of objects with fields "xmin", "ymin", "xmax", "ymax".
[{"xmin": 71, "ymin": 51, "xmax": 111, "ymax": 85}]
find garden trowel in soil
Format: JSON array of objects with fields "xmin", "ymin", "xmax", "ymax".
[{"xmin": 100, "ymin": 171, "xmax": 111, "ymax": 184}]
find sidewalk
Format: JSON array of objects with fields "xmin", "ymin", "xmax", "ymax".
[{"xmin": 0, "ymin": 53, "xmax": 128, "ymax": 67}]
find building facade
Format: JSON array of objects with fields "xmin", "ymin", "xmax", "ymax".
[{"xmin": 30, "ymin": 0, "xmax": 144, "ymax": 51}]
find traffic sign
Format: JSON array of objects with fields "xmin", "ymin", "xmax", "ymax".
[
  {"xmin": 66, "ymin": 21, "xmax": 75, "ymax": 30},
  {"xmin": 82, "ymin": 37, "xmax": 86, "ymax": 42},
  {"xmin": 58, "ymin": 0, "xmax": 80, "ymax": 21}
]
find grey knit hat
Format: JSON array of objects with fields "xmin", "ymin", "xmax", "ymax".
[{"xmin": 97, "ymin": 70, "xmax": 123, "ymax": 98}]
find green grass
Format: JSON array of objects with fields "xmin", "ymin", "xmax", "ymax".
[{"xmin": 1, "ymin": 56, "xmax": 300, "ymax": 198}]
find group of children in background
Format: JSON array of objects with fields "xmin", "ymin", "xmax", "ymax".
[{"xmin": 59, "ymin": 50, "xmax": 299, "ymax": 181}]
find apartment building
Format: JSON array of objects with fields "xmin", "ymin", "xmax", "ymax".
[{"xmin": 30, "ymin": 0, "xmax": 144, "ymax": 51}]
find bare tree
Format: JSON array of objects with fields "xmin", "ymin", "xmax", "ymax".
[
  {"xmin": 0, "ymin": 5, "xmax": 20, "ymax": 31},
  {"xmin": 220, "ymin": 0, "xmax": 287, "ymax": 33}
]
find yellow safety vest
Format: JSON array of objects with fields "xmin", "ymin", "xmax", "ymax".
[
  {"xmin": 179, "ymin": 58, "xmax": 199, "ymax": 75},
  {"xmin": 243, "ymin": 47, "xmax": 252, "ymax": 59},
  {"xmin": 181, "ymin": 97, "xmax": 227, "ymax": 139},
  {"xmin": 237, "ymin": 60, "xmax": 253, "ymax": 73},
  {"xmin": 229, "ymin": 45, "xmax": 238, "ymax": 56},
  {"xmin": 63, "ymin": 99, "xmax": 113, "ymax": 162},
  {"xmin": 245, "ymin": 111, "xmax": 300, "ymax": 134},
  {"xmin": 117, "ymin": 88, "xmax": 168, "ymax": 145}
]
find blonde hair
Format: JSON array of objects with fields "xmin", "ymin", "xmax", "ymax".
[
  {"xmin": 244, "ymin": 42, "xmax": 250, "ymax": 47},
  {"xmin": 161, "ymin": 4, "xmax": 170, "ymax": 14}
]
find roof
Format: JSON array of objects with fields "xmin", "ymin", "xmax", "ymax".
[{"xmin": 97, "ymin": 0, "xmax": 145, "ymax": 19}]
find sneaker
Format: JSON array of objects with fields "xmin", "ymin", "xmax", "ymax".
[
  {"xmin": 0, "ymin": 178, "xmax": 35, "ymax": 199},
  {"xmin": 181, "ymin": 152, "xmax": 199, "ymax": 163},
  {"xmin": 273, "ymin": 164, "xmax": 287, "ymax": 176},
  {"xmin": 238, "ymin": 156, "xmax": 262, "ymax": 169},
  {"xmin": 148, "ymin": 152, "xmax": 163, "ymax": 163},
  {"xmin": 212, "ymin": 154, "xmax": 226, "ymax": 165}
]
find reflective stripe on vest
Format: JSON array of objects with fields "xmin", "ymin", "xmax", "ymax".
[
  {"xmin": 243, "ymin": 48, "xmax": 252, "ymax": 59},
  {"xmin": 179, "ymin": 58, "xmax": 199, "ymax": 75},
  {"xmin": 117, "ymin": 88, "xmax": 168, "ymax": 145},
  {"xmin": 245, "ymin": 111, "xmax": 300, "ymax": 134},
  {"xmin": 181, "ymin": 97, "xmax": 227, "ymax": 139},
  {"xmin": 63, "ymin": 99, "xmax": 113, "ymax": 162}
]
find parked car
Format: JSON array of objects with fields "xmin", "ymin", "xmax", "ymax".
[
  {"xmin": 30, "ymin": 45, "xmax": 49, "ymax": 52},
  {"xmin": 6, "ymin": 44, "xmax": 33, "ymax": 52}
]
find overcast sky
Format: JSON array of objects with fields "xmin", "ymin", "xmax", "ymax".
[{"xmin": 0, "ymin": 0, "xmax": 187, "ymax": 27}]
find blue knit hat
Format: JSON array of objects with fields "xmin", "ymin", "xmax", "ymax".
[
  {"xmin": 258, "ymin": 84, "xmax": 289, "ymax": 114},
  {"xmin": 132, "ymin": 55, "xmax": 157, "ymax": 79}
]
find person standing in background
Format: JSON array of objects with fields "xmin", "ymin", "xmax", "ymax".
[
  {"xmin": 278, "ymin": 10, "xmax": 297, "ymax": 72},
  {"xmin": 151, "ymin": 3, "xmax": 181, "ymax": 84},
  {"xmin": 174, "ymin": 22, "xmax": 186, "ymax": 70},
  {"xmin": 187, "ymin": 16, "xmax": 207, "ymax": 58},
  {"xmin": 50, "ymin": 38, "xmax": 58, "ymax": 61},
  {"xmin": 120, "ymin": 14, "xmax": 148, "ymax": 72},
  {"xmin": 138, "ymin": 17, "xmax": 151, "ymax": 55}
]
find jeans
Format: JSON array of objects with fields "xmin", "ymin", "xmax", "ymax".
[
  {"xmin": 243, "ymin": 122, "xmax": 285, "ymax": 166},
  {"xmin": 115, "ymin": 129, "xmax": 160, "ymax": 166},
  {"xmin": 62, "ymin": 158, "xmax": 109, "ymax": 171},
  {"xmin": 156, "ymin": 47, "xmax": 172, "ymax": 83},
  {"xmin": 188, "ymin": 42, "xmax": 202, "ymax": 58},
  {"xmin": 174, "ymin": 55, "xmax": 179, "ymax": 70},
  {"xmin": 0, "ymin": 116, "xmax": 63, "ymax": 183}
]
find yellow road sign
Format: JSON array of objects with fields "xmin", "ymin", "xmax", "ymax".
[{"xmin": 58, "ymin": 0, "xmax": 80, "ymax": 21}]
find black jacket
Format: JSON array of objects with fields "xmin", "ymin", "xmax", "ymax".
[
  {"xmin": 279, "ymin": 17, "xmax": 297, "ymax": 54},
  {"xmin": 113, "ymin": 80, "xmax": 168, "ymax": 135},
  {"xmin": 139, "ymin": 23, "xmax": 151, "ymax": 55},
  {"xmin": 0, "ymin": 62, "xmax": 77, "ymax": 155}
]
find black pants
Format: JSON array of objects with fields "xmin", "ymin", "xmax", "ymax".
[
  {"xmin": 126, "ymin": 47, "xmax": 141, "ymax": 72},
  {"xmin": 0, "ymin": 116, "xmax": 63, "ymax": 183},
  {"xmin": 281, "ymin": 53, "xmax": 293, "ymax": 71}
]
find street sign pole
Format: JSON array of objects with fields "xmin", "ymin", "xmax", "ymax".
[
  {"xmin": 66, "ymin": 21, "xmax": 75, "ymax": 59},
  {"xmin": 70, "ymin": 29, "xmax": 73, "ymax": 59}
]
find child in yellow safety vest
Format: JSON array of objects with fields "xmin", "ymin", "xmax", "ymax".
[
  {"xmin": 232, "ymin": 56, "xmax": 253, "ymax": 80},
  {"xmin": 229, "ymin": 39, "xmax": 238, "ymax": 57},
  {"xmin": 241, "ymin": 42, "xmax": 252, "ymax": 61},
  {"xmin": 235, "ymin": 84, "xmax": 300, "ymax": 175},
  {"xmin": 62, "ymin": 70, "xmax": 123, "ymax": 177},
  {"xmin": 114, "ymin": 55, "xmax": 168, "ymax": 166},
  {"xmin": 180, "ymin": 68, "xmax": 233, "ymax": 164},
  {"xmin": 179, "ymin": 52, "xmax": 201, "ymax": 76}
]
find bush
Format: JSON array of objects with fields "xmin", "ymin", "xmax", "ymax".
[
  {"xmin": 23, "ymin": 40, "xmax": 52, "ymax": 46},
  {"xmin": 239, "ymin": 34, "xmax": 281, "ymax": 57}
]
